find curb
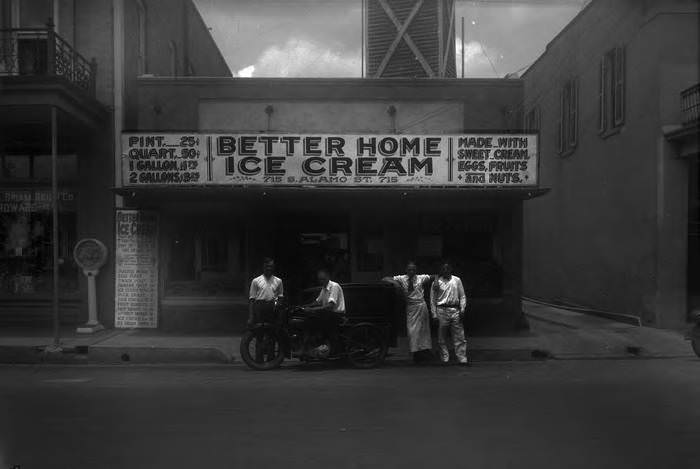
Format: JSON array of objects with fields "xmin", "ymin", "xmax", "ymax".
[
  {"xmin": 523, "ymin": 297, "xmax": 642, "ymax": 326},
  {"xmin": 1, "ymin": 346, "xmax": 693, "ymax": 365},
  {"xmin": 0, "ymin": 345, "xmax": 232, "ymax": 365},
  {"xmin": 0, "ymin": 345, "xmax": 549, "ymax": 365}
]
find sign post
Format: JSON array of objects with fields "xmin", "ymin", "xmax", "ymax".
[{"xmin": 73, "ymin": 238, "xmax": 108, "ymax": 333}]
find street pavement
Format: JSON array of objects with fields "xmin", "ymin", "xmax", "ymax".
[
  {"xmin": 1, "ymin": 358, "xmax": 699, "ymax": 469},
  {"xmin": 0, "ymin": 300, "xmax": 695, "ymax": 364}
]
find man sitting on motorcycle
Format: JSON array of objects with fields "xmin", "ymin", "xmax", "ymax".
[{"xmin": 301, "ymin": 268, "xmax": 346, "ymax": 355}]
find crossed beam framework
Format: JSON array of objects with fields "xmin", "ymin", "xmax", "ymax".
[{"xmin": 373, "ymin": 0, "xmax": 455, "ymax": 78}]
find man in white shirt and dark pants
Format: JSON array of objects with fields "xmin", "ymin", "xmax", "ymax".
[
  {"xmin": 430, "ymin": 261, "xmax": 469, "ymax": 365},
  {"xmin": 248, "ymin": 258, "xmax": 284, "ymax": 326},
  {"xmin": 302, "ymin": 268, "xmax": 346, "ymax": 352}
]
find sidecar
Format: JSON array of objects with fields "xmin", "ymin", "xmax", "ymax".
[{"xmin": 300, "ymin": 282, "xmax": 405, "ymax": 348}]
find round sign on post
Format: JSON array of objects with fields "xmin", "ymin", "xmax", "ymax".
[{"xmin": 74, "ymin": 238, "xmax": 108, "ymax": 333}]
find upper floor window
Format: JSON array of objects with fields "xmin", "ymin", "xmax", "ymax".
[
  {"xmin": 136, "ymin": 0, "xmax": 147, "ymax": 75},
  {"xmin": 599, "ymin": 46, "xmax": 626, "ymax": 135},
  {"xmin": 0, "ymin": 154, "xmax": 78, "ymax": 183},
  {"xmin": 524, "ymin": 106, "xmax": 541, "ymax": 132},
  {"xmin": 168, "ymin": 40, "xmax": 178, "ymax": 76},
  {"xmin": 558, "ymin": 77, "xmax": 578, "ymax": 156}
]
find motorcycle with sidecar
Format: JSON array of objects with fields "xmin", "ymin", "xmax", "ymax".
[{"xmin": 239, "ymin": 282, "xmax": 403, "ymax": 370}]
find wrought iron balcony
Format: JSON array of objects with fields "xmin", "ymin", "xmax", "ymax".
[
  {"xmin": 681, "ymin": 83, "xmax": 699, "ymax": 127},
  {"xmin": 0, "ymin": 27, "xmax": 96, "ymax": 96}
]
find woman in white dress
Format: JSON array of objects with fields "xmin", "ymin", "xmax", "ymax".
[{"xmin": 384, "ymin": 261, "xmax": 434, "ymax": 362}]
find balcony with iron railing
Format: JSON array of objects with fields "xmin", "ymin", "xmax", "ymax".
[
  {"xmin": 681, "ymin": 84, "xmax": 699, "ymax": 128},
  {"xmin": 0, "ymin": 25, "xmax": 96, "ymax": 96}
]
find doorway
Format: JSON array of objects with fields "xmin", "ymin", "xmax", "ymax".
[{"xmin": 273, "ymin": 215, "xmax": 350, "ymax": 301}]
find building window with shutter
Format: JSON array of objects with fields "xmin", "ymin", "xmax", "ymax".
[
  {"xmin": 558, "ymin": 77, "xmax": 578, "ymax": 156},
  {"xmin": 168, "ymin": 40, "xmax": 178, "ymax": 77},
  {"xmin": 525, "ymin": 106, "xmax": 541, "ymax": 132},
  {"xmin": 599, "ymin": 46, "xmax": 625, "ymax": 136}
]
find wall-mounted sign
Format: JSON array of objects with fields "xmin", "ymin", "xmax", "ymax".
[
  {"xmin": 121, "ymin": 133, "xmax": 538, "ymax": 188},
  {"xmin": 0, "ymin": 190, "xmax": 76, "ymax": 213},
  {"xmin": 114, "ymin": 210, "xmax": 159, "ymax": 329}
]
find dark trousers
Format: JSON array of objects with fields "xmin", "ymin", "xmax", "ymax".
[{"xmin": 252, "ymin": 300, "xmax": 276, "ymax": 323}]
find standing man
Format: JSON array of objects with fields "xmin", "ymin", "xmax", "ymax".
[
  {"xmin": 430, "ymin": 261, "xmax": 469, "ymax": 365},
  {"xmin": 248, "ymin": 258, "xmax": 284, "ymax": 326},
  {"xmin": 383, "ymin": 261, "xmax": 433, "ymax": 363}
]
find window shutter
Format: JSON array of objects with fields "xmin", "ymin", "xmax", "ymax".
[
  {"xmin": 614, "ymin": 46, "xmax": 625, "ymax": 126},
  {"xmin": 569, "ymin": 79, "xmax": 578, "ymax": 148},
  {"xmin": 599, "ymin": 56, "xmax": 607, "ymax": 133},
  {"xmin": 558, "ymin": 89, "xmax": 565, "ymax": 154}
]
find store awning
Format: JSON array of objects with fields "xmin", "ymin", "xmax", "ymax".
[{"xmin": 112, "ymin": 185, "xmax": 550, "ymax": 203}]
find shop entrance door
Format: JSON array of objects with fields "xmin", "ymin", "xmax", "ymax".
[{"xmin": 273, "ymin": 215, "xmax": 350, "ymax": 301}]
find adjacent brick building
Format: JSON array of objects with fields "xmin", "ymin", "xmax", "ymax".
[{"xmin": 521, "ymin": 0, "xmax": 699, "ymax": 327}]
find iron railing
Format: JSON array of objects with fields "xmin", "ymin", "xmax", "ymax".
[
  {"xmin": 0, "ymin": 27, "xmax": 96, "ymax": 96},
  {"xmin": 681, "ymin": 83, "xmax": 699, "ymax": 127}
]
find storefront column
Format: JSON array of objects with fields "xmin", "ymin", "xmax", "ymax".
[
  {"xmin": 500, "ymin": 201, "xmax": 524, "ymax": 328},
  {"xmin": 50, "ymin": 105, "xmax": 60, "ymax": 349}
]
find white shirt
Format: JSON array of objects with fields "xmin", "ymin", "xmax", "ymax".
[
  {"xmin": 393, "ymin": 274, "xmax": 431, "ymax": 303},
  {"xmin": 249, "ymin": 275, "xmax": 284, "ymax": 301},
  {"xmin": 430, "ymin": 275, "xmax": 467, "ymax": 314},
  {"xmin": 316, "ymin": 280, "xmax": 346, "ymax": 314}
]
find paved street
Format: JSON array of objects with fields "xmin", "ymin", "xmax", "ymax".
[{"xmin": 1, "ymin": 359, "xmax": 699, "ymax": 469}]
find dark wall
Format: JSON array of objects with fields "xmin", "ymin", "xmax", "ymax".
[
  {"xmin": 123, "ymin": 0, "xmax": 231, "ymax": 129},
  {"xmin": 135, "ymin": 77, "xmax": 523, "ymax": 131}
]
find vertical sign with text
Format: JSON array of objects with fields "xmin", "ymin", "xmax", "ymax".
[{"xmin": 115, "ymin": 210, "xmax": 159, "ymax": 328}]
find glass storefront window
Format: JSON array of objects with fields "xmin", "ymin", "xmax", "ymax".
[
  {"xmin": 2, "ymin": 154, "xmax": 78, "ymax": 183},
  {"xmin": 165, "ymin": 219, "xmax": 245, "ymax": 296},
  {"xmin": 0, "ymin": 190, "xmax": 79, "ymax": 298}
]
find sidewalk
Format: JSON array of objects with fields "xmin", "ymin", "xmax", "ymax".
[{"xmin": 0, "ymin": 301, "xmax": 695, "ymax": 364}]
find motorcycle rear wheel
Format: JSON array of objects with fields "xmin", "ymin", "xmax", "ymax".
[
  {"xmin": 240, "ymin": 329, "xmax": 285, "ymax": 370},
  {"xmin": 345, "ymin": 323, "xmax": 387, "ymax": 369}
]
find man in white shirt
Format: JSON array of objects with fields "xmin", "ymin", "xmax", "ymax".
[
  {"xmin": 430, "ymin": 262, "xmax": 469, "ymax": 365},
  {"xmin": 302, "ymin": 268, "xmax": 346, "ymax": 350},
  {"xmin": 248, "ymin": 258, "xmax": 284, "ymax": 326}
]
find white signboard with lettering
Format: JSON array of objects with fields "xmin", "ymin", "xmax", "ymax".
[
  {"xmin": 114, "ymin": 210, "xmax": 159, "ymax": 329},
  {"xmin": 122, "ymin": 133, "xmax": 538, "ymax": 188}
]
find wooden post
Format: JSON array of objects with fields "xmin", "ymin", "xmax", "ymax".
[
  {"xmin": 461, "ymin": 16, "xmax": 465, "ymax": 78},
  {"xmin": 51, "ymin": 106, "xmax": 61, "ymax": 349}
]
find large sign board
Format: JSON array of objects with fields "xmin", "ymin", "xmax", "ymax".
[
  {"xmin": 115, "ymin": 210, "xmax": 159, "ymax": 329},
  {"xmin": 121, "ymin": 133, "xmax": 538, "ymax": 188}
]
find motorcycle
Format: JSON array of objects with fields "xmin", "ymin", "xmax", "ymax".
[
  {"xmin": 240, "ymin": 300, "xmax": 388, "ymax": 371},
  {"xmin": 690, "ymin": 310, "xmax": 700, "ymax": 358}
]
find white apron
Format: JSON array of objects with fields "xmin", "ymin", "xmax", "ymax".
[{"xmin": 393, "ymin": 274, "xmax": 433, "ymax": 353}]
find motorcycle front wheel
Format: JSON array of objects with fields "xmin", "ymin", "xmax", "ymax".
[
  {"xmin": 345, "ymin": 323, "xmax": 387, "ymax": 369},
  {"xmin": 691, "ymin": 325, "xmax": 700, "ymax": 358},
  {"xmin": 240, "ymin": 329, "xmax": 285, "ymax": 370}
]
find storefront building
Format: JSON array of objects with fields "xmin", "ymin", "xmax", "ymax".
[
  {"xmin": 116, "ymin": 77, "xmax": 544, "ymax": 332},
  {"xmin": 0, "ymin": 0, "xmax": 230, "ymax": 328}
]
